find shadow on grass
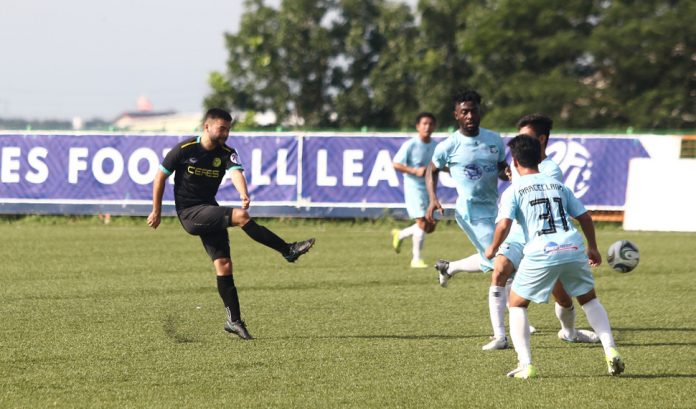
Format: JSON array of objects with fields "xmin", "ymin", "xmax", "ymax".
[
  {"xmin": 163, "ymin": 314, "xmax": 198, "ymax": 344},
  {"xmin": 621, "ymin": 373, "xmax": 696, "ymax": 379},
  {"xmin": 266, "ymin": 334, "xmax": 486, "ymax": 341},
  {"xmin": 613, "ymin": 327, "xmax": 696, "ymax": 332}
]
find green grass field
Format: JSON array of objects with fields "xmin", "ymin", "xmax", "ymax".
[{"xmin": 1, "ymin": 217, "xmax": 695, "ymax": 408}]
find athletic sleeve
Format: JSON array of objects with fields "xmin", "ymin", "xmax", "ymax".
[
  {"xmin": 393, "ymin": 139, "xmax": 411, "ymax": 166},
  {"xmin": 226, "ymin": 149, "xmax": 244, "ymax": 172},
  {"xmin": 160, "ymin": 144, "xmax": 181, "ymax": 176},
  {"xmin": 496, "ymin": 134, "xmax": 506, "ymax": 163},
  {"xmin": 431, "ymin": 137, "xmax": 452, "ymax": 170},
  {"xmin": 497, "ymin": 185, "xmax": 517, "ymax": 222},
  {"xmin": 563, "ymin": 186, "xmax": 587, "ymax": 218}
]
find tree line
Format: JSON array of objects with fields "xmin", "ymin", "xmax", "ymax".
[{"xmin": 205, "ymin": 0, "xmax": 695, "ymax": 131}]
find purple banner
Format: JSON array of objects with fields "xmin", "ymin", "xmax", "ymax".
[{"xmin": 0, "ymin": 132, "xmax": 654, "ymax": 215}]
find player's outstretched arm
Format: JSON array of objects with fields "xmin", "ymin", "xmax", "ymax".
[
  {"xmin": 393, "ymin": 162, "xmax": 426, "ymax": 177},
  {"xmin": 576, "ymin": 212, "xmax": 601, "ymax": 267},
  {"xmin": 485, "ymin": 218, "xmax": 512, "ymax": 259},
  {"xmin": 425, "ymin": 162, "xmax": 443, "ymax": 222},
  {"xmin": 147, "ymin": 170, "xmax": 168, "ymax": 229},
  {"xmin": 230, "ymin": 169, "xmax": 250, "ymax": 210}
]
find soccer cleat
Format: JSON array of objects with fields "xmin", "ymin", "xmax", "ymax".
[
  {"xmin": 605, "ymin": 347, "xmax": 625, "ymax": 376},
  {"xmin": 434, "ymin": 259, "xmax": 452, "ymax": 288},
  {"xmin": 558, "ymin": 329, "xmax": 600, "ymax": 343},
  {"xmin": 482, "ymin": 336, "xmax": 508, "ymax": 350},
  {"xmin": 506, "ymin": 364, "xmax": 538, "ymax": 379},
  {"xmin": 224, "ymin": 319, "xmax": 253, "ymax": 340},
  {"xmin": 410, "ymin": 259, "xmax": 428, "ymax": 268},
  {"xmin": 283, "ymin": 238, "xmax": 316, "ymax": 262},
  {"xmin": 391, "ymin": 229, "xmax": 403, "ymax": 254}
]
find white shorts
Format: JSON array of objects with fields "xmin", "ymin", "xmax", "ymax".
[{"xmin": 511, "ymin": 259, "xmax": 595, "ymax": 304}]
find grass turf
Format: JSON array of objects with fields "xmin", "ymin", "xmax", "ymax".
[{"xmin": 1, "ymin": 217, "xmax": 695, "ymax": 408}]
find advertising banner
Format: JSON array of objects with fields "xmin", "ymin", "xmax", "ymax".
[{"xmin": 0, "ymin": 132, "xmax": 656, "ymax": 216}]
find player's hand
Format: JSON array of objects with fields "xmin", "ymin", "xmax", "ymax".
[
  {"xmin": 240, "ymin": 194, "xmax": 250, "ymax": 209},
  {"xmin": 147, "ymin": 211, "xmax": 161, "ymax": 229},
  {"xmin": 425, "ymin": 201, "xmax": 443, "ymax": 223},
  {"xmin": 505, "ymin": 166, "xmax": 512, "ymax": 181},
  {"xmin": 484, "ymin": 245, "xmax": 497, "ymax": 260},
  {"xmin": 414, "ymin": 167, "xmax": 426, "ymax": 178},
  {"xmin": 587, "ymin": 247, "xmax": 602, "ymax": 267}
]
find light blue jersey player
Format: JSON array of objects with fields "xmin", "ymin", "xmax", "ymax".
[
  {"xmin": 426, "ymin": 90, "xmax": 507, "ymax": 282},
  {"xmin": 391, "ymin": 113, "xmax": 439, "ymax": 268},
  {"xmin": 485, "ymin": 134, "xmax": 623, "ymax": 380},
  {"xmin": 483, "ymin": 114, "xmax": 598, "ymax": 352}
]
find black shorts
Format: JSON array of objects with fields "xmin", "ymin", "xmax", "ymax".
[{"xmin": 178, "ymin": 204, "xmax": 233, "ymax": 260}]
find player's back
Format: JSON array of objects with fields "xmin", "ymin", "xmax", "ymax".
[{"xmin": 503, "ymin": 172, "xmax": 588, "ymax": 266}]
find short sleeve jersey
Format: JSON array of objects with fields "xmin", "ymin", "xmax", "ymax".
[
  {"xmin": 431, "ymin": 128, "xmax": 505, "ymax": 220},
  {"xmin": 160, "ymin": 136, "xmax": 243, "ymax": 211},
  {"xmin": 393, "ymin": 137, "xmax": 437, "ymax": 195},
  {"xmin": 503, "ymin": 157, "xmax": 563, "ymax": 244},
  {"xmin": 498, "ymin": 172, "xmax": 588, "ymax": 266}
]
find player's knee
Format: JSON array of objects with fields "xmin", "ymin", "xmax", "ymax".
[
  {"xmin": 213, "ymin": 258, "xmax": 233, "ymax": 275},
  {"xmin": 231, "ymin": 208, "xmax": 250, "ymax": 227},
  {"xmin": 492, "ymin": 257, "xmax": 511, "ymax": 286},
  {"xmin": 424, "ymin": 222, "xmax": 436, "ymax": 233}
]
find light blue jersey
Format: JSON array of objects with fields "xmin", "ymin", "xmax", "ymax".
[
  {"xmin": 499, "ymin": 158, "xmax": 563, "ymax": 269},
  {"xmin": 394, "ymin": 137, "xmax": 438, "ymax": 218},
  {"xmin": 500, "ymin": 172, "xmax": 594, "ymax": 303},
  {"xmin": 432, "ymin": 128, "xmax": 505, "ymax": 270},
  {"xmin": 498, "ymin": 172, "xmax": 588, "ymax": 266}
]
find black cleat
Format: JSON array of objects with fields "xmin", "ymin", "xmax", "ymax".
[
  {"xmin": 283, "ymin": 238, "xmax": 316, "ymax": 262},
  {"xmin": 224, "ymin": 319, "xmax": 253, "ymax": 340},
  {"xmin": 434, "ymin": 259, "xmax": 452, "ymax": 288}
]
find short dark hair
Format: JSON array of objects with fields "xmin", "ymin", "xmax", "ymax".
[
  {"xmin": 508, "ymin": 134, "xmax": 542, "ymax": 168},
  {"xmin": 415, "ymin": 112, "xmax": 436, "ymax": 125},
  {"xmin": 204, "ymin": 108, "xmax": 233, "ymax": 123},
  {"xmin": 452, "ymin": 89, "xmax": 482, "ymax": 106},
  {"xmin": 516, "ymin": 113, "xmax": 553, "ymax": 137}
]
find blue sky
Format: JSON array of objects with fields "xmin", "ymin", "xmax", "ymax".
[{"xmin": 0, "ymin": 0, "xmax": 415, "ymax": 121}]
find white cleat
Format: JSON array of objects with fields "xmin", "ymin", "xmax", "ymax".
[
  {"xmin": 434, "ymin": 260, "xmax": 451, "ymax": 288},
  {"xmin": 558, "ymin": 329, "xmax": 600, "ymax": 343},
  {"xmin": 529, "ymin": 325, "xmax": 537, "ymax": 334},
  {"xmin": 482, "ymin": 336, "xmax": 508, "ymax": 350}
]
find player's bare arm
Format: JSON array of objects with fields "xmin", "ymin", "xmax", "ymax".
[
  {"xmin": 230, "ymin": 169, "xmax": 250, "ymax": 210},
  {"xmin": 425, "ymin": 161, "xmax": 443, "ymax": 222},
  {"xmin": 485, "ymin": 218, "xmax": 513, "ymax": 259},
  {"xmin": 147, "ymin": 169, "xmax": 168, "ymax": 229},
  {"xmin": 393, "ymin": 162, "xmax": 426, "ymax": 177},
  {"xmin": 575, "ymin": 211, "xmax": 602, "ymax": 267},
  {"xmin": 497, "ymin": 161, "xmax": 510, "ymax": 181}
]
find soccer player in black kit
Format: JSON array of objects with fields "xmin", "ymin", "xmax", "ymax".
[{"xmin": 147, "ymin": 108, "xmax": 315, "ymax": 340}]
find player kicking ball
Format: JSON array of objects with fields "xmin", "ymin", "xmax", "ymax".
[
  {"xmin": 485, "ymin": 134, "xmax": 624, "ymax": 379},
  {"xmin": 148, "ymin": 108, "xmax": 315, "ymax": 340}
]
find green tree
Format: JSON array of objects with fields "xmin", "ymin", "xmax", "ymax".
[
  {"xmin": 460, "ymin": 0, "xmax": 599, "ymax": 129},
  {"xmin": 587, "ymin": 0, "xmax": 696, "ymax": 129}
]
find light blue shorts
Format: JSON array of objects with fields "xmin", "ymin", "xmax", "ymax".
[
  {"xmin": 454, "ymin": 212, "xmax": 495, "ymax": 272},
  {"xmin": 511, "ymin": 260, "xmax": 595, "ymax": 304},
  {"xmin": 404, "ymin": 188, "xmax": 428, "ymax": 219},
  {"xmin": 496, "ymin": 240, "xmax": 524, "ymax": 271}
]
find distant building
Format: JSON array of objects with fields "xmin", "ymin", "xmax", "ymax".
[{"xmin": 112, "ymin": 111, "xmax": 202, "ymax": 132}]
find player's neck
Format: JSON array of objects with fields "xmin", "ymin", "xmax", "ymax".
[
  {"xmin": 200, "ymin": 134, "xmax": 216, "ymax": 151},
  {"xmin": 518, "ymin": 167, "xmax": 539, "ymax": 176}
]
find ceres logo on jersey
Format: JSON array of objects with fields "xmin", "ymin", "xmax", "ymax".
[
  {"xmin": 212, "ymin": 157, "xmax": 222, "ymax": 167},
  {"xmin": 464, "ymin": 164, "xmax": 483, "ymax": 180},
  {"xmin": 546, "ymin": 141, "xmax": 592, "ymax": 199}
]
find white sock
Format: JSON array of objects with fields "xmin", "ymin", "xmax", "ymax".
[
  {"xmin": 398, "ymin": 224, "xmax": 419, "ymax": 240},
  {"xmin": 555, "ymin": 302, "xmax": 577, "ymax": 338},
  {"xmin": 582, "ymin": 298, "xmax": 616, "ymax": 355},
  {"xmin": 411, "ymin": 226, "xmax": 425, "ymax": 261},
  {"xmin": 447, "ymin": 253, "xmax": 481, "ymax": 275},
  {"xmin": 489, "ymin": 286, "xmax": 507, "ymax": 339},
  {"xmin": 505, "ymin": 279, "xmax": 513, "ymax": 307},
  {"xmin": 509, "ymin": 307, "xmax": 532, "ymax": 365}
]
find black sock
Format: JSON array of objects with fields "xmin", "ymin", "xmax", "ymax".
[
  {"xmin": 217, "ymin": 275, "xmax": 240, "ymax": 322},
  {"xmin": 241, "ymin": 219, "xmax": 288, "ymax": 253}
]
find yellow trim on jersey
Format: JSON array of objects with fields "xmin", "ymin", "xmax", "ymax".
[
  {"xmin": 222, "ymin": 146, "xmax": 233, "ymax": 153},
  {"xmin": 181, "ymin": 140, "xmax": 198, "ymax": 149}
]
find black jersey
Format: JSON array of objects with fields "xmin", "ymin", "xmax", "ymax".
[{"xmin": 160, "ymin": 136, "xmax": 244, "ymax": 211}]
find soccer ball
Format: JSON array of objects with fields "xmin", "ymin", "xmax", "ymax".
[{"xmin": 607, "ymin": 240, "xmax": 640, "ymax": 273}]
